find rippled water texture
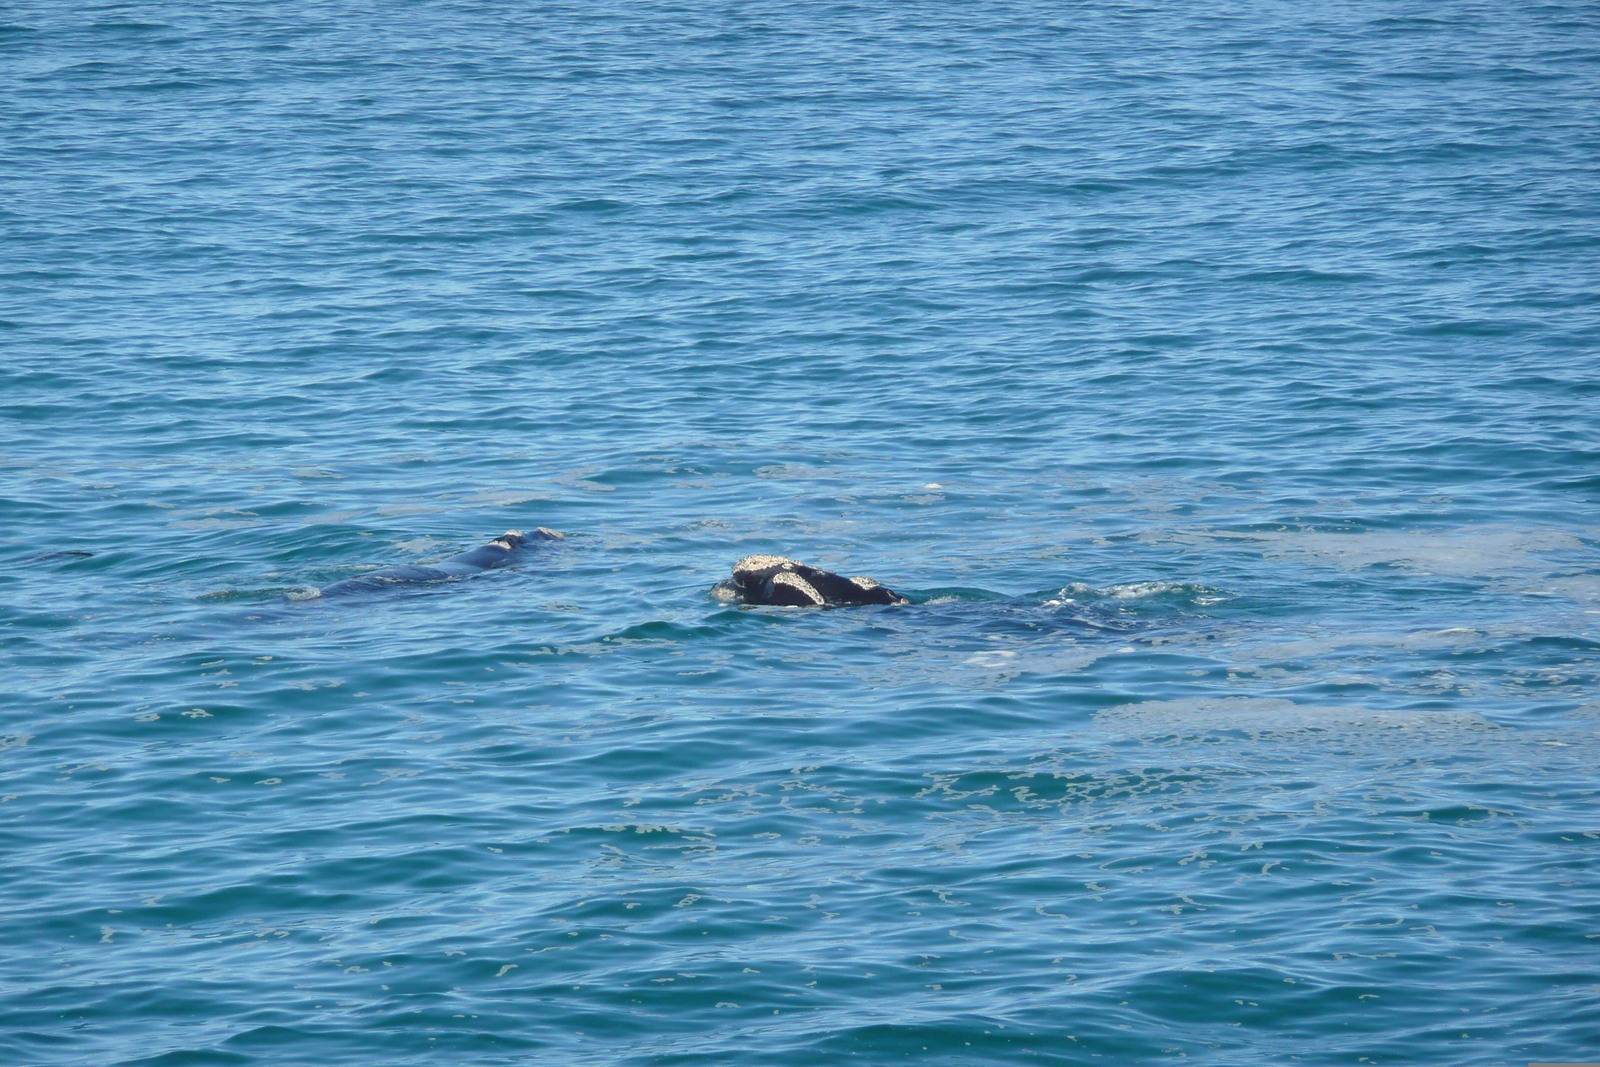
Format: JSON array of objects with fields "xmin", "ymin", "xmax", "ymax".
[{"xmin": 4, "ymin": 2, "xmax": 1599, "ymax": 1064}]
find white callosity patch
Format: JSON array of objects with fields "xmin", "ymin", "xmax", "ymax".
[
  {"xmin": 770, "ymin": 570, "xmax": 824, "ymax": 606},
  {"xmin": 489, "ymin": 529, "xmax": 539, "ymax": 551},
  {"xmin": 849, "ymin": 576, "xmax": 880, "ymax": 590},
  {"xmin": 732, "ymin": 554, "xmax": 795, "ymax": 578}
]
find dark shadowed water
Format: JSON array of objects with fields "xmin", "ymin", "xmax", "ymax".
[{"xmin": 3, "ymin": 2, "xmax": 1599, "ymax": 1064}]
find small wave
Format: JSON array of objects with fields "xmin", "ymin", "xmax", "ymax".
[{"xmin": 603, "ymin": 618, "xmax": 736, "ymax": 643}]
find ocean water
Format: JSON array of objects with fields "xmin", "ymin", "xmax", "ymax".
[{"xmin": 3, "ymin": 1, "xmax": 1599, "ymax": 1063}]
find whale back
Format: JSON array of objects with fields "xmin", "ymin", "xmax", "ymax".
[{"xmin": 289, "ymin": 528, "xmax": 562, "ymax": 600}]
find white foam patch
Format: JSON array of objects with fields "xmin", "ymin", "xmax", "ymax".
[
  {"xmin": 754, "ymin": 464, "xmax": 837, "ymax": 480},
  {"xmin": 374, "ymin": 503, "xmax": 443, "ymax": 516},
  {"xmin": 1234, "ymin": 526, "xmax": 1584, "ymax": 578},
  {"xmin": 1250, "ymin": 627, "xmax": 1488, "ymax": 660},
  {"xmin": 1046, "ymin": 581, "xmax": 1212, "ymax": 605},
  {"xmin": 470, "ymin": 490, "xmax": 545, "ymax": 506},
  {"xmin": 391, "ymin": 538, "xmax": 445, "ymax": 555},
  {"xmin": 954, "ymin": 645, "xmax": 1105, "ymax": 682},
  {"xmin": 1096, "ymin": 697, "xmax": 1493, "ymax": 738},
  {"xmin": 1516, "ymin": 574, "xmax": 1600, "ymax": 605}
]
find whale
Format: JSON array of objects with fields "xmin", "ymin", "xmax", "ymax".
[
  {"xmin": 711, "ymin": 554, "xmax": 908, "ymax": 607},
  {"xmin": 287, "ymin": 528, "xmax": 561, "ymax": 600}
]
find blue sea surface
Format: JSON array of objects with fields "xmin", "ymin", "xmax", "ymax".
[{"xmin": 3, "ymin": 2, "xmax": 1599, "ymax": 1064}]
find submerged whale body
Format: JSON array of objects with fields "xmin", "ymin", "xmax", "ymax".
[
  {"xmin": 287, "ymin": 528, "xmax": 561, "ymax": 600},
  {"xmin": 712, "ymin": 554, "xmax": 908, "ymax": 607}
]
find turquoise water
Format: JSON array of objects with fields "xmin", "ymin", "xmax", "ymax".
[{"xmin": 4, "ymin": 2, "xmax": 1600, "ymax": 1063}]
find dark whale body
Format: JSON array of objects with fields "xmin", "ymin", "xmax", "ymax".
[
  {"xmin": 712, "ymin": 554, "xmax": 907, "ymax": 608},
  {"xmin": 287, "ymin": 528, "xmax": 561, "ymax": 600}
]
